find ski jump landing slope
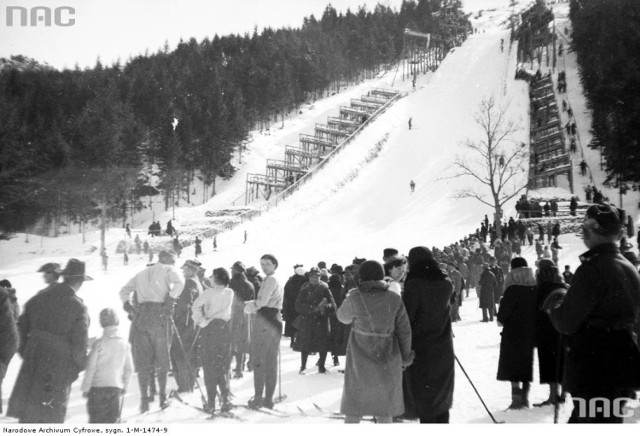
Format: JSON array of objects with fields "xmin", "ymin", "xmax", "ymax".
[{"xmin": 213, "ymin": 28, "xmax": 529, "ymax": 269}]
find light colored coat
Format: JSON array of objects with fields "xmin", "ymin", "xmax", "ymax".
[
  {"xmin": 81, "ymin": 327, "xmax": 133, "ymax": 392},
  {"xmin": 337, "ymin": 281, "xmax": 412, "ymax": 418}
]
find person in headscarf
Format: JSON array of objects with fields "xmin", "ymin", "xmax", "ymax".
[{"xmin": 496, "ymin": 257, "xmax": 537, "ymax": 409}]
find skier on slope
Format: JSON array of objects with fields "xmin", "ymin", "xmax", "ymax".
[{"xmin": 120, "ymin": 250, "xmax": 185, "ymax": 412}]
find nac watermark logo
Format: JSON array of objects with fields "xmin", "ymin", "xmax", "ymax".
[
  {"xmin": 573, "ymin": 397, "xmax": 636, "ymax": 419},
  {"xmin": 5, "ymin": 6, "xmax": 76, "ymax": 27}
]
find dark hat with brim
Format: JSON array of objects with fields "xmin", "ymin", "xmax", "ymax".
[
  {"xmin": 308, "ymin": 267, "xmax": 321, "ymax": 277},
  {"xmin": 61, "ymin": 258, "xmax": 92, "ymax": 281},
  {"xmin": 38, "ymin": 262, "xmax": 62, "ymax": 274}
]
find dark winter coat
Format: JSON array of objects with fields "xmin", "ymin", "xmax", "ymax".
[
  {"xmin": 8, "ymin": 283, "xmax": 89, "ymax": 423},
  {"xmin": 170, "ymin": 277, "xmax": 201, "ymax": 392},
  {"xmin": 403, "ymin": 259, "xmax": 455, "ymax": 420},
  {"xmin": 338, "ymin": 280, "xmax": 412, "ymax": 418},
  {"xmin": 0, "ymin": 288, "xmax": 18, "ymax": 414},
  {"xmin": 229, "ymin": 272, "xmax": 255, "ymax": 354},
  {"xmin": 477, "ymin": 268, "xmax": 497, "ymax": 309},
  {"xmin": 282, "ymin": 274, "xmax": 307, "ymax": 338},
  {"xmin": 328, "ymin": 275, "xmax": 348, "ymax": 356},
  {"xmin": 536, "ymin": 280, "xmax": 566, "ymax": 384},
  {"xmin": 293, "ymin": 281, "xmax": 336, "ymax": 353},
  {"xmin": 496, "ymin": 268, "xmax": 537, "ymax": 382},
  {"xmin": 489, "ymin": 265, "xmax": 504, "ymax": 303},
  {"xmin": 549, "ymin": 243, "xmax": 640, "ymax": 393}
]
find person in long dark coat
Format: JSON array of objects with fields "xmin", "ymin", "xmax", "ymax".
[
  {"xmin": 403, "ymin": 246, "xmax": 455, "ymax": 423},
  {"xmin": 170, "ymin": 259, "xmax": 202, "ymax": 393},
  {"xmin": 7, "ymin": 259, "xmax": 91, "ymax": 423},
  {"xmin": 534, "ymin": 259, "xmax": 566, "ymax": 406},
  {"xmin": 477, "ymin": 263, "xmax": 497, "ymax": 322},
  {"xmin": 0, "ymin": 285, "xmax": 18, "ymax": 415},
  {"xmin": 282, "ymin": 265, "xmax": 308, "ymax": 347},
  {"xmin": 229, "ymin": 261, "xmax": 255, "ymax": 378},
  {"xmin": 328, "ymin": 272, "xmax": 347, "ymax": 366},
  {"xmin": 294, "ymin": 268, "xmax": 336, "ymax": 373},
  {"xmin": 496, "ymin": 257, "xmax": 537, "ymax": 409}
]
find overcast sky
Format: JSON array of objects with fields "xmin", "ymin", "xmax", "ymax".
[{"xmin": 0, "ymin": 0, "xmax": 408, "ymax": 70}]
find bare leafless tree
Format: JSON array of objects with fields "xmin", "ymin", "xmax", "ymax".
[{"xmin": 452, "ymin": 97, "xmax": 528, "ymax": 239}]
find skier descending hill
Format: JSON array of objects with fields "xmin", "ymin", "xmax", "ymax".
[{"xmin": 120, "ymin": 250, "xmax": 185, "ymax": 412}]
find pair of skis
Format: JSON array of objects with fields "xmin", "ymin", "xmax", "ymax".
[
  {"xmin": 297, "ymin": 403, "xmax": 375, "ymax": 422},
  {"xmin": 169, "ymin": 390, "xmax": 245, "ymax": 421}
]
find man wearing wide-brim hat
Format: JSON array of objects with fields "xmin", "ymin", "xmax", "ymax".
[
  {"xmin": 7, "ymin": 259, "xmax": 91, "ymax": 423},
  {"xmin": 169, "ymin": 259, "xmax": 202, "ymax": 393},
  {"xmin": 120, "ymin": 249, "xmax": 185, "ymax": 412}
]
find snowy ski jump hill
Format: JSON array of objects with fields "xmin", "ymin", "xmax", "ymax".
[{"xmin": 2, "ymin": 0, "xmax": 640, "ymax": 426}]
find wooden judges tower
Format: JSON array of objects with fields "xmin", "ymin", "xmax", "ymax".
[{"xmin": 245, "ymin": 88, "xmax": 400, "ymax": 204}]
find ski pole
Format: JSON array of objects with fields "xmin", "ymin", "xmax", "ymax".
[
  {"xmin": 169, "ymin": 315, "xmax": 208, "ymax": 408},
  {"xmin": 117, "ymin": 391, "xmax": 125, "ymax": 423},
  {"xmin": 455, "ymin": 354, "xmax": 505, "ymax": 424}
]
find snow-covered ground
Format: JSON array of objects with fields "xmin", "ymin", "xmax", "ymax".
[{"xmin": 1, "ymin": 0, "xmax": 640, "ymax": 430}]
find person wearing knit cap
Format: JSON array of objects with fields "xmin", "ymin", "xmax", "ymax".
[
  {"xmin": 169, "ymin": 259, "xmax": 202, "ymax": 393},
  {"xmin": 497, "ymin": 257, "xmax": 537, "ymax": 410},
  {"xmin": 82, "ymin": 308, "xmax": 133, "ymax": 423},
  {"xmin": 283, "ymin": 265, "xmax": 308, "ymax": 347},
  {"xmin": 294, "ymin": 267, "xmax": 336, "ymax": 374},
  {"xmin": 403, "ymin": 247, "xmax": 455, "ymax": 423},
  {"xmin": 337, "ymin": 260, "xmax": 412, "ymax": 423},
  {"xmin": 119, "ymin": 249, "xmax": 184, "ymax": 412},
  {"xmin": 544, "ymin": 203, "xmax": 640, "ymax": 423},
  {"xmin": 229, "ymin": 261, "xmax": 255, "ymax": 378},
  {"xmin": 8, "ymin": 259, "xmax": 90, "ymax": 423}
]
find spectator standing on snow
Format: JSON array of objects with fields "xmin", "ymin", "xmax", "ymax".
[
  {"xmin": 192, "ymin": 267, "xmax": 234, "ymax": 414},
  {"xmin": 410, "ymin": 180, "xmax": 416, "ymax": 193},
  {"xmin": 408, "ymin": 118, "xmax": 412, "ymax": 130},
  {"xmin": 403, "ymin": 247, "xmax": 454, "ymax": 423},
  {"xmin": 338, "ymin": 260, "xmax": 413, "ymax": 423},
  {"xmin": 229, "ymin": 262, "xmax": 255, "ymax": 379},
  {"xmin": 562, "ymin": 265, "xmax": 574, "ymax": 285},
  {"xmin": 120, "ymin": 250, "xmax": 184, "ymax": 412},
  {"xmin": 282, "ymin": 265, "xmax": 307, "ymax": 348},
  {"xmin": 244, "ymin": 254, "xmax": 283, "ymax": 410},
  {"xmin": 544, "ymin": 203, "xmax": 640, "ymax": 423},
  {"xmin": 7, "ymin": 259, "xmax": 91, "ymax": 423},
  {"xmin": 0, "ymin": 282, "xmax": 18, "ymax": 415},
  {"xmin": 534, "ymin": 259, "xmax": 566, "ymax": 407},
  {"xmin": 81, "ymin": 308, "xmax": 133, "ymax": 423},
  {"xmin": 478, "ymin": 262, "xmax": 497, "ymax": 322},
  {"xmin": 294, "ymin": 268, "xmax": 336, "ymax": 374},
  {"xmin": 580, "ymin": 160, "xmax": 587, "ymax": 176},
  {"xmin": 497, "ymin": 257, "xmax": 537, "ymax": 409},
  {"xmin": 170, "ymin": 259, "xmax": 202, "ymax": 393},
  {"xmin": 194, "ymin": 237, "xmax": 202, "ymax": 258},
  {"xmin": 328, "ymin": 267, "xmax": 347, "ymax": 366}
]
